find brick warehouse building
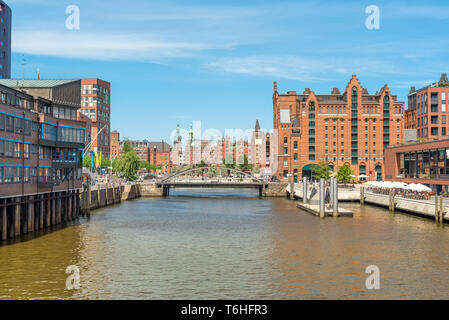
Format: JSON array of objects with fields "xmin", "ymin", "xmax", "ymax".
[
  {"xmin": 273, "ymin": 75, "xmax": 405, "ymax": 183},
  {"xmin": 0, "ymin": 83, "xmax": 87, "ymax": 197},
  {"xmin": 384, "ymin": 139, "xmax": 449, "ymax": 194},
  {"xmin": 405, "ymin": 74, "xmax": 449, "ymax": 140}
]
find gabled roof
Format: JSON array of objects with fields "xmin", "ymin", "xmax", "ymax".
[{"xmin": 149, "ymin": 141, "xmax": 171, "ymax": 153}]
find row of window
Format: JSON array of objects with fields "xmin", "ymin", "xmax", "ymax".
[
  {"xmin": 40, "ymin": 123, "xmax": 85, "ymax": 144},
  {"xmin": 0, "ymin": 166, "xmax": 83, "ymax": 184},
  {"xmin": 0, "ymin": 139, "xmax": 30, "ymax": 158},
  {"xmin": 0, "ymin": 112, "xmax": 32, "ymax": 135}
]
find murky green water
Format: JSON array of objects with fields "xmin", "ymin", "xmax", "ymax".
[{"xmin": 1, "ymin": 189, "xmax": 448, "ymax": 300}]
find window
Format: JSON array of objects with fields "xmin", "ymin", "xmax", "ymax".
[
  {"xmin": 0, "ymin": 112, "xmax": 4, "ymax": 131},
  {"xmin": 294, "ymin": 153, "xmax": 298, "ymax": 161},
  {"xmin": 294, "ymin": 141, "xmax": 298, "ymax": 150},
  {"xmin": 5, "ymin": 115, "xmax": 13, "ymax": 132},
  {"xmin": 431, "ymin": 127, "xmax": 439, "ymax": 136}
]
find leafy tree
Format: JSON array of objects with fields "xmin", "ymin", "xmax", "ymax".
[
  {"xmin": 119, "ymin": 151, "xmax": 140, "ymax": 181},
  {"xmin": 139, "ymin": 161, "xmax": 161, "ymax": 171},
  {"xmin": 223, "ymin": 154, "xmax": 235, "ymax": 169},
  {"xmin": 312, "ymin": 161, "xmax": 332, "ymax": 180},
  {"xmin": 197, "ymin": 160, "xmax": 208, "ymax": 168},
  {"xmin": 208, "ymin": 168, "xmax": 217, "ymax": 178},
  {"xmin": 253, "ymin": 166, "xmax": 260, "ymax": 174},
  {"xmin": 238, "ymin": 155, "xmax": 251, "ymax": 172},
  {"xmin": 336, "ymin": 164, "xmax": 353, "ymax": 185},
  {"xmin": 100, "ymin": 157, "xmax": 111, "ymax": 169},
  {"xmin": 121, "ymin": 140, "xmax": 133, "ymax": 153},
  {"xmin": 83, "ymin": 155, "xmax": 95, "ymax": 168}
]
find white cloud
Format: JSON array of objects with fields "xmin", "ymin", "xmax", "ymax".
[
  {"xmin": 12, "ymin": 30, "xmax": 235, "ymax": 61},
  {"xmin": 206, "ymin": 55, "xmax": 406, "ymax": 81}
]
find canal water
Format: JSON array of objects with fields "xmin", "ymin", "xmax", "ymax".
[{"xmin": 1, "ymin": 189, "xmax": 449, "ymax": 300}]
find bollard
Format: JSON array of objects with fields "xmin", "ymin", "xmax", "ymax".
[
  {"xmin": 319, "ymin": 179, "xmax": 325, "ymax": 218},
  {"xmin": 333, "ymin": 178, "xmax": 338, "ymax": 217}
]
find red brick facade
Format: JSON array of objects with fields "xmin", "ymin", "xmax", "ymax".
[
  {"xmin": 80, "ymin": 79, "xmax": 111, "ymax": 159},
  {"xmin": 405, "ymin": 74, "xmax": 449, "ymax": 140},
  {"xmin": 273, "ymin": 75, "xmax": 405, "ymax": 182}
]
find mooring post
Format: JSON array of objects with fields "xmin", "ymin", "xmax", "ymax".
[
  {"xmin": 87, "ymin": 184, "xmax": 92, "ymax": 213},
  {"xmin": 303, "ymin": 177, "xmax": 308, "ymax": 204},
  {"xmin": 435, "ymin": 196, "xmax": 439, "ymax": 223},
  {"xmin": 389, "ymin": 189, "xmax": 395, "ymax": 213},
  {"xmin": 1, "ymin": 199, "xmax": 6, "ymax": 241},
  {"xmin": 360, "ymin": 187, "xmax": 365, "ymax": 205},
  {"xmin": 330, "ymin": 177, "xmax": 334, "ymax": 203},
  {"xmin": 105, "ymin": 186, "xmax": 109, "ymax": 206},
  {"xmin": 289, "ymin": 182, "xmax": 295, "ymax": 200},
  {"xmin": 319, "ymin": 179, "xmax": 325, "ymax": 218},
  {"xmin": 440, "ymin": 196, "xmax": 444, "ymax": 223},
  {"xmin": 333, "ymin": 178, "xmax": 338, "ymax": 217}
]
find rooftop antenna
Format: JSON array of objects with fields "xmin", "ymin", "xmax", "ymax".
[{"xmin": 21, "ymin": 54, "xmax": 26, "ymax": 88}]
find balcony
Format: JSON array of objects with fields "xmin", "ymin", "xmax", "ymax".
[{"xmin": 38, "ymin": 177, "xmax": 60, "ymax": 188}]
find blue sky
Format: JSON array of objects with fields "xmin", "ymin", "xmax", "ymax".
[{"xmin": 8, "ymin": 0, "xmax": 449, "ymax": 142}]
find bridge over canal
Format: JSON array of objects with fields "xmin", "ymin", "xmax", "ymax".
[{"xmin": 156, "ymin": 166, "xmax": 268, "ymax": 197}]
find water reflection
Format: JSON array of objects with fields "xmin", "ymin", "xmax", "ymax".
[{"xmin": 0, "ymin": 189, "xmax": 448, "ymax": 299}]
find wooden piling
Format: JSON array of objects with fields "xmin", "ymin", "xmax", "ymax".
[
  {"xmin": 28, "ymin": 196, "xmax": 34, "ymax": 233},
  {"xmin": 39, "ymin": 195, "xmax": 44, "ymax": 230},
  {"xmin": 14, "ymin": 197, "xmax": 21, "ymax": 237},
  {"xmin": 1, "ymin": 200, "xmax": 6, "ymax": 241},
  {"xmin": 435, "ymin": 196, "xmax": 439, "ymax": 223},
  {"xmin": 360, "ymin": 187, "xmax": 365, "ymax": 205},
  {"xmin": 440, "ymin": 196, "xmax": 444, "ymax": 223},
  {"xmin": 68, "ymin": 192, "xmax": 73, "ymax": 221},
  {"xmin": 51, "ymin": 197, "xmax": 56, "ymax": 226}
]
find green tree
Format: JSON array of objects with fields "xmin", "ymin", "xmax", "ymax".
[
  {"xmin": 238, "ymin": 155, "xmax": 251, "ymax": 172},
  {"xmin": 197, "ymin": 160, "xmax": 208, "ymax": 168},
  {"xmin": 121, "ymin": 139, "xmax": 133, "ymax": 153},
  {"xmin": 139, "ymin": 161, "xmax": 161, "ymax": 171},
  {"xmin": 336, "ymin": 164, "xmax": 353, "ymax": 185},
  {"xmin": 253, "ymin": 166, "xmax": 260, "ymax": 174},
  {"xmin": 119, "ymin": 151, "xmax": 140, "ymax": 181},
  {"xmin": 83, "ymin": 155, "xmax": 95, "ymax": 168},
  {"xmin": 223, "ymin": 154, "xmax": 235, "ymax": 169},
  {"xmin": 312, "ymin": 161, "xmax": 332, "ymax": 180},
  {"xmin": 208, "ymin": 168, "xmax": 217, "ymax": 178},
  {"xmin": 100, "ymin": 157, "xmax": 111, "ymax": 169}
]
